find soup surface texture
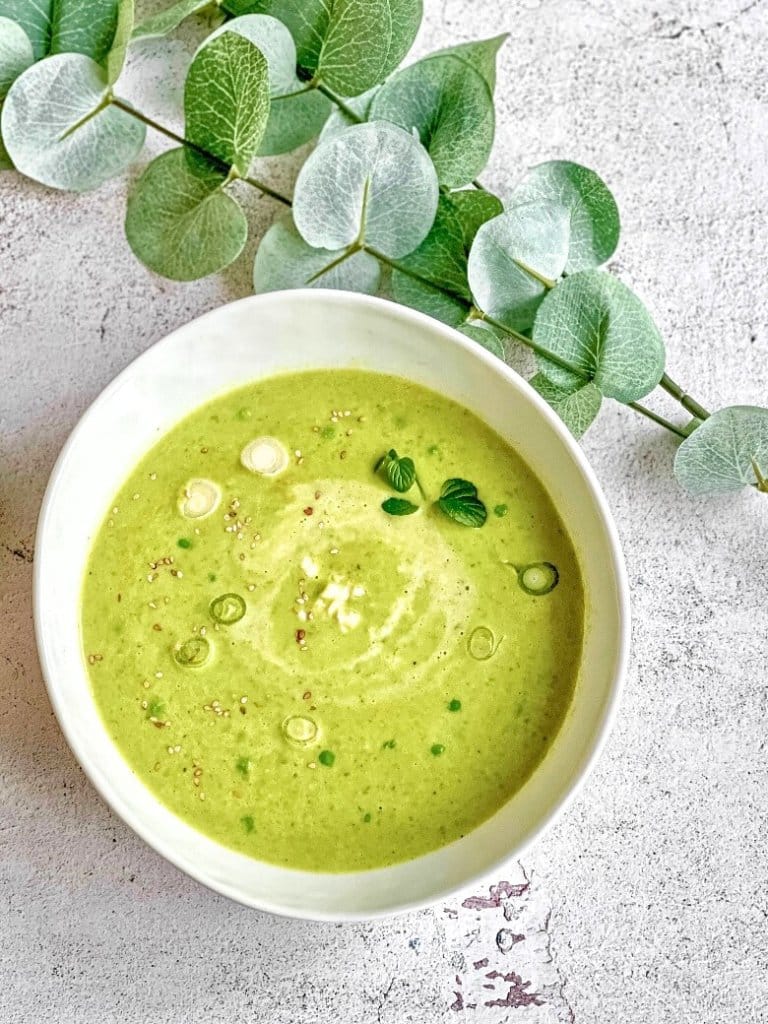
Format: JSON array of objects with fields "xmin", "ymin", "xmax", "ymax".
[{"xmin": 82, "ymin": 370, "xmax": 584, "ymax": 872}]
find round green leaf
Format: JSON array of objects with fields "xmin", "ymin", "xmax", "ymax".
[
  {"xmin": 468, "ymin": 200, "xmax": 571, "ymax": 332},
  {"xmin": 370, "ymin": 53, "xmax": 494, "ymax": 187},
  {"xmin": 223, "ymin": 0, "xmax": 422, "ymax": 96},
  {"xmin": 319, "ymin": 85, "xmax": 378, "ymax": 142},
  {"xmin": 204, "ymin": 13, "xmax": 333, "ymax": 155},
  {"xmin": 529, "ymin": 373, "xmax": 602, "ymax": 439},
  {"xmin": 459, "ymin": 323, "xmax": 506, "ymax": 360},
  {"xmin": 674, "ymin": 406, "xmax": 768, "ymax": 495},
  {"xmin": 204, "ymin": 14, "xmax": 298, "ymax": 97},
  {"xmin": 293, "ymin": 121, "xmax": 439, "ymax": 259},
  {"xmin": 315, "ymin": 0, "xmax": 423, "ymax": 96},
  {"xmin": 532, "ymin": 270, "xmax": 666, "ymax": 403},
  {"xmin": 0, "ymin": 16, "xmax": 33, "ymax": 98},
  {"xmin": 253, "ymin": 215, "xmax": 381, "ymax": 293},
  {"xmin": 0, "ymin": 0, "xmax": 122, "ymax": 63},
  {"xmin": 259, "ymin": 87, "xmax": 332, "ymax": 155},
  {"xmin": 125, "ymin": 148, "xmax": 248, "ymax": 280},
  {"xmin": 390, "ymin": 190, "xmax": 501, "ymax": 326},
  {"xmin": 1, "ymin": 53, "xmax": 145, "ymax": 191},
  {"xmin": 132, "ymin": 0, "xmax": 213, "ymax": 41},
  {"xmin": 430, "ymin": 33, "xmax": 508, "ymax": 91},
  {"xmin": 185, "ymin": 30, "xmax": 270, "ymax": 175},
  {"xmin": 0, "ymin": 0, "xmax": 51, "ymax": 59},
  {"xmin": 509, "ymin": 161, "xmax": 620, "ymax": 273}
]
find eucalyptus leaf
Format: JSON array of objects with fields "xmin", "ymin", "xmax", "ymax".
[
  {"xmin": 105, "ymin": 0, "xmax": 133, "ymax": 85},
  {"xmin": 0, "ymin": 0, "xmax": 50, "ymax": 59},
  {"xmin": 431, "ymin": 33, "xmax": 508, "ymax": 91},
  {"xmin": 132, "ymin": 0, "xmax": 212, "ymax": 40},
  {"xmin": 185, "ymin": 30, "xmax": 270, "ymax": 175},
  {"xmin": 205, "ymin": 13, "xmax": 332, "ymax": 155},
  {"xmin": 459, "ymin": 323, "xmax": 506, "ymax": 360},
  {"xmin": 673, "ymin": 406, "xmax": 768, "ymax": 495},
  {"xmin": 509, "ymin": 160, "xmax": 620, "ymax": 273},
  {"xmin": 253, "ymin": 215, "xmax": 381, "ymax": 293},
  {"xmin": 259, "ymin": 87, "xmax": 331, "ymax": 154},
  {"xmin": 0, "ymin": 0, "xmax": 121, "ymax": 62},
  {"xmin": 319, "ymin": 85, "xmax": 378, "ymax": 141},
  {"xmin": 293, "ymin": 121, "xmax": 439, "ymax": 258},
  {"xmin": 532, "ymin": 270, "xmax": 666, "ymax": 403},
  {"xmin": 204, "ymin": 14, "xmax": 298, "ymax": 96},
  {"xmin": 0, "ymin": 16, "xmax": 33, "ymax": 98},
  {"xmin": 390, "ymin": 190, "xmax": 501, "ymax": 326},
  {"xmin": 468, "ymin": 200, "xmax": 571, "ymax": 332},
  {"xmin": 1, "ymin": 53, "xmax": 145, "ymax": 190},
  {"xmin": 125, "ymin": 148, "xmax": 247, "ymax": 281},
  {"xmin": 222, "ymin": 0, "xmax": 422, "ymax": 96},
  {"xmin": 370, "ymin": 53, "xmax": 494, "ymax": 187},
  {"xmin": 529, "ymin": 373, "xmax": 602, "ymax": 439},
  {"xmin": 315, "ymin": 0, "xmax": 422, "ymax": 96}
]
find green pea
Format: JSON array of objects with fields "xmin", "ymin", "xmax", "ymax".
[
  {"xmin": 241, "ymin": 815, "xmax": 255, "ymax": 833},
  {"xmin": 177, "ymin": 537, "xmax": 192, "ymax": 549},
  {"xmin": 493, "ymin": 504, "xmax": 508, "ymax": 518},
  {"xmin": 318, "ymin": 749, "xmax": 335, "ymax": 767},
  {"xmin": 431, "ymin": 743, "xmax": 445, "ymax": 756},
  {"xmin": 235, "ymin": 756, "xmax": 251, "ymax": 777},
  {"xmin": 448, "ymin": 699, "xmax": 461, "ymax": 712}
]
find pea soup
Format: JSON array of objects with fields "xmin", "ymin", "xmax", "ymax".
[{"xmin": 81, "ymin": 370, "xmax": 584, "ymax": 872}]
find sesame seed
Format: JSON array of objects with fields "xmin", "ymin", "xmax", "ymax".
[
  {"xmin": 155, "ymin": 671, "xmax": 163, "ymax": 679},
  {"xmin": 112, "ymin": 507, "xmax": 119, "ymax": 515},
  {"xmin": 141, "ymin": 701, "xmax": 148, "ymax": 709},
  {"xmin": 199, "ymin": 626, "xmax": 207, "ymax": 637},
  {"xmin": 357, "ymin": 415, "xmax": 366, "ymax": 423},
  {"xmin": 152, "ymin": 623, "xmax": 162, "ymax": 632},
  {"xmin": 240, "ymin": 696, "xmax": 247, "ymax": 704},
  {"xmin": 149, "ymin": 472, "xmax": 157, "ymax": 480},
  {"xmin": 201, "ymin": 447, "xmax": 208, "ymax": 454},
  {"xmin": 247, "ymin": 584, "xmax": 256, "ymax": 592},
  {"xmin": 143, "ymin": 680, "xmax": 150, "ymax": 689},
  {"xmin": 330, "ymin": 547, "xmax": 339, "ymax": 555},
  {"xmin": 148, "ymin": 601, "xmax": 157, "ymax": 609},
  {"xmin": 339, "ymin": 450, "xmax": 347, "ymax": 460},
  {"xmin": 302, "ymin": 691, "xmax": 311, "ymax": 700},
  {"xmin": 294, "ymin": 450, "xmax": 302, "ymax": 458},
  {"xmin": 239, "ymin": 554, "xmax": 245, "ymax": 561},
  {"xmin": 199, "ymin": 792, "xmax": 205, "ymax": 801},
  {"xmin": 132, "ymin": 493, "xmax": 140, "ymax": 500},
  {"xmin": 346, "ymin": 430, "xmax": 353, "ymax": 437}
]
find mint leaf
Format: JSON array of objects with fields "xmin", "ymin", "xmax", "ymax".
[
  {"xmin": 437, "ymin": 478, "xmax": 487, "ymax": 527},
  {"xmin": 376, "ymin": 449, "xmax": 416, "ymax": 492},
  {"xmin": 381, "ymin": 497, "xmax": 418, "ymax": 516}
]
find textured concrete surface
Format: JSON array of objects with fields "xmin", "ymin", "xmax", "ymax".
[{"xmin": 2, "ymin": 1, "xmax": 768, "ymax": 1021}]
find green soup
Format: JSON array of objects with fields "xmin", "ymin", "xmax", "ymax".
[{"xmin": 81, "ymin": 370, "xmax": 584, "ymax": 872}]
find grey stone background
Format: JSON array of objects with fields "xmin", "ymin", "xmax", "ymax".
[{"xmin": 2, "ymin": 1, "xmax": 767, "ymax": 1021}]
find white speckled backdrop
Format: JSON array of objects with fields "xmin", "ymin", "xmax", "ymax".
[{"xmin": 2, "ymin": 2, "xmax": 768, "ymax": 1021}]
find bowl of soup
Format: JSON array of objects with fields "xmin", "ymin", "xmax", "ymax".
[{"xmin": 34, "ymin": 290, "xmax": 628, "ymax": 919}]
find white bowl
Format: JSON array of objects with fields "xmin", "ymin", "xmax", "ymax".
[{"xmin": 34, "ymin": 291, "xmax": 629, "ymax": 920}]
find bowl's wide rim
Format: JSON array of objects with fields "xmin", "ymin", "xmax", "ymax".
[{"xmin": 33, "ymin": 289, "xmax": 630, "ymax": 921}]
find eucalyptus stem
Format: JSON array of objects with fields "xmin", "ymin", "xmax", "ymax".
[
  {"xmin": 110, "ymin": 96, "xmax": 292, "ymax": 207},
  {"xmin": 314, "ymin": 81, "xmax": 364, "ymax": 123},
  {"xmin": 628, "ymin": 402, "xmax": 687, "ymax": 439},
  {"xmin": 659, "ymin": 373, "xmax": 711, "ymax": 421}
]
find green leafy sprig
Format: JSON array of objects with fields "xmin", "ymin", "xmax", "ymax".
[
  {"xmin": 375, "ymin": 451, "xmax": 486, "ymax": 527},
  {"xmin": 1, "ymin": 0, "xmax": 767, "ymax": 498}
]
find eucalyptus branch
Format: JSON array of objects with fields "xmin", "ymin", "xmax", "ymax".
[
  {"xmin": 110, "ymin": 96, "xmax": 292, "ymax": 206},
  {"xmin": 3, "ymin": 0, "xmax": 765, "ymax": 495}
]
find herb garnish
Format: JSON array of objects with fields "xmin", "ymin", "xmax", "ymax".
[
  {"xmin": 381, "ymin": 496, "xmax": 419, "ymax": 516},
  {"xmin": 375, "ymin": 449, "xmax": 417, "ymax": 492},
  {"xmin": 376, "ymin": 453, "xmax": 487, "ymax": 526},
  {"xmin": 437, "ymin": 479, "xmax": 487, "ymax": 528}
]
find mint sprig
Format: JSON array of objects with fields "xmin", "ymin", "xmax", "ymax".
[
  {"xmin": 375, "ymin": 449, "xmax": 417, "ymax": 492},
  {"xmin": 436, "ymin": 478, "xmax": 487, "ymax": 528}
]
